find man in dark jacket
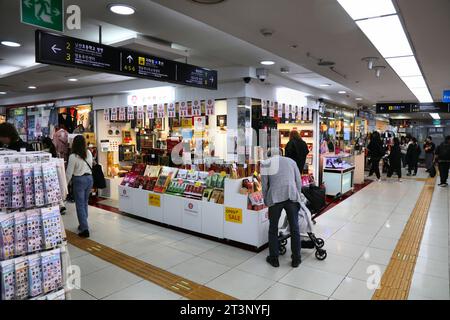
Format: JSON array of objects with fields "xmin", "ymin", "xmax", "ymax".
[
  {"xmin": 367, "ymin": 131, "xmax": 385, "ymax": 181},
  {"xmin": 435, "ymin": 136, "xmax": 450, "ymax": 187},
  {"xmin": 0, "ymin": 123, "xmax": 34, "ymax": 152},
  {"xmin": 406, "ymin": 137, "xmax": 421, "ymax": 176},
  {"xmin": 285, "ymin": 130, "xmax": 309, "ymax": 174}
]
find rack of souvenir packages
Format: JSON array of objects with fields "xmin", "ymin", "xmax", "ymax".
[{"xmin": 0, "ymin": 150, "xmax": 70, "ymax": 301}]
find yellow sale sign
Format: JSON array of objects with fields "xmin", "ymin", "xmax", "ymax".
[
  {"xmin": 148, "ymin": 194, "xmax": 161, "ymax": 207},
  {"xmin": 225, "ymin": 207, "xmax": 243, "ymax": 224}
]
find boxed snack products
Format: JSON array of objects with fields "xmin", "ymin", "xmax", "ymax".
[
  {"xmin": 202, "ymin": 188, "xmax": 213, "ymax": 201},
  {"xmin": 153, "ymin": 167, "xmax": 178, "ymax": 193},
  {"xmin": 166, "ymin": 180, "xmax": 188, "ymax": 196},
  {"xmin": 248, "ymin": 191, "xmax": 265, "ymax": 211},
  {"xmin": 0, "ymin": 214, "xmax": 15, "ymax": 260},
  {"xmin": 0, "ymin": 259, "xmax": 15, "ymax": 300},
  {"xmin": 186, "ymin": 170, "xmax": 199, "ymax": 181},
  {"xmin": 209, "ymin": 189, "xmax": 224, "ymax": 204},
  {"xmin": 176, "ymin": 169, "xmax": 188, "ymax": 179},
  {"xmin": 183, "ymin": 183, "xmax": 205, "ymax": 200}
]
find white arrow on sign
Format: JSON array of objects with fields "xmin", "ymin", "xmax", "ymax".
[
  {"xmin": 51, "ymin": 44, "xmax": 62, "ymax": 54},
  {"xmin": 127, "ymin": 55, "xmax": 133, "ymax": 63}
]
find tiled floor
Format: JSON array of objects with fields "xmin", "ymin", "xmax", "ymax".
[{"xmin": 63, "ymin": 168, "xmax": 449, "ymax": 300}]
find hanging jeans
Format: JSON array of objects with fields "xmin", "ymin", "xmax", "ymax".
[
  {"xmin": 268, "ymin": 200, "xmax": 301, "ymax": 260},
  {"xmin": 72, "ymin": 175, "xmax": 93, "ymax": 232},
  {"xmin": 369, "ymin": 157, "xmax": 381, "ymax": 179}
]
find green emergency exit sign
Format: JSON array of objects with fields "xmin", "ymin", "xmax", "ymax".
[{"xmin": 21, "ymin": 0, "xmax": 64, "ymax": 32}]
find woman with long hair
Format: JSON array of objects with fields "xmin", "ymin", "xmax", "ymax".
[
  {"xmin": 367, "ymin": 131, "xmax": 385, "ymax": 181},
  {"xmin": 285, "ymin": 130, "xmax": 309, "ymax": 174},
  {"xmin": 66, "ymin": 135, "xmax": 93, "ymax": 238}
]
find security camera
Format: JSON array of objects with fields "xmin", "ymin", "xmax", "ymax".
[
  {"xmin": 243, "ymin": 77, "xmax": 252, "ymax": 84},
  {"xmin": 256, "ymin": 68, "xmax": 268, "ymax": 82}
]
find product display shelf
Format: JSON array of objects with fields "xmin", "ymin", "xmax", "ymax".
[
  {"xmin": 322, "ymin": 152, "xmax": 355, "ymax": 196},
  {"xmin": 0, "ymin": 151, "xmax": 71, "ymax": 301},
  {"xmin": 119, "ymin": 176, "xmax": 269, "ymax": 248}
]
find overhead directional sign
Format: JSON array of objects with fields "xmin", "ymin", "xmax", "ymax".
[
  {"xmin": 35, "ymin": 30, "xmax": 218, "ymax": 90},
  {"xmin": 21, "ymin": 0, "xmax": 64, "ymax": 32},
  {"xmin": 443, "ymin": 90, "xmax": 450, "ymax": 103},
  {"xmin": 376, "ymin": 102, "xmax": 450, "ymax": 114}
]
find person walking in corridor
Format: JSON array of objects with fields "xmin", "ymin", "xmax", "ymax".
[
  {"xmin": 261, "ymin": 148, "xmax": 302, "ymax": 268},
  {"xmin": 387, "ymin": 137, "xmax": 402, "ymax": 182},
  {"xmin": 435, "ymin": 136, "xmax": 450, "ymax": 187},
  {"xmin": 66, "ymin": 135, "xmax": 94, "ymax": 238},
  {"xmin": 406, "ymin": 137, "xmax": 421, "ymax": 176},
  {"xmin": 424, "ymin": 136, "xmax": 436, "ymax": 172},
  {"xmin": 367, "ymin": 131, "xmax": 385, "ymax": 181}
]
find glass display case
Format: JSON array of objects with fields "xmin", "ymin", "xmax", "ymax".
[{"xmin": 322, "ymin": 153, "xmax": 355, "ymax": 196}]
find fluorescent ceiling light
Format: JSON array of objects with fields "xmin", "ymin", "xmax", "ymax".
[
  {"xmin": 1, "ymin": 41, "xmax": 21, "ymax": 47},
  {"xmin": 320, "ymin": 84, "xmax": 332, "ymax": 87},
  {"xmin": 401, "ymin": 76, "xmax": 426, "ymax": 89},
  {"xmin": 0, "ymin": 92, "xmax": 6, "ymax": 95},
  {"xmin": 356, "ymin": 15, "xmax": 413, "ymax": 58},
  {"xmin": 68, "ymin": 78, "xmax": 78, "ymax": 82},
  {"xmin": 260, "ymin": 60, "xmax": 275, "ymax": 65},
  {"xmin": 28, "ymin": 86, "xmax": 37, "ymax": 90},
  {"xmin": 410, "ymin": 87, "xmax": 433, "ymax": 103},
  {"xmin": 338, "ymin": 91, "xmax": 347, "ymax": 94},
  {"xmin": 356, "ymin": 98, "xmax": 363, "ymax": 101},
  {"xmin": 337, "ymin": 0, "xmax": 396, "ymax": 20},
  {"xmin": 430, "ymin": 113, "xmax": 440, "ymax": 120},
  {"xmin": 386, "ymin": 56, "xmax": 421, "ymax": 77},
  {"xmin": 109, "ymin": 4, "xmax": 135, "ymax": 15}
]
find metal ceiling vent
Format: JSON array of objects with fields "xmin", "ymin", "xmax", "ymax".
[{"xmin": 190, "ymin": 0, "xmax": 226, "ymax": 4}]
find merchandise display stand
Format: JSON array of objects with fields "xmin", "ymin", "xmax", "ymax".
[
  {"xmin": 0, "ymin": 150, "xmax": 70, "ymax": 301},
  {"xmin": 322, "ymin": 153, "xmax": 355, "ymax": 196},
  {"xmin": 119, "ymin": 176, "xmax": 269, "ymax": 249}
]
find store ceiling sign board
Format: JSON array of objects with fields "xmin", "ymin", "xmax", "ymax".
[
  {"xmin": 376, "ymin": 103, "xmax": 450, "ymax": 114},
  {"xmin": 443, "ymin": 90, "xmax": 450, "ymax": 103},
  {"xmin": 35, "ymin": 30, "xmax": 218, "ymax": 90},
  {"xmin": 22, "ymin": 0, "xmax": 64, "ymax": 32}
]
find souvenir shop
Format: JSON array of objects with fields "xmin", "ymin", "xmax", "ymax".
[
  {"xmin": 5, "ymin": 102, "xmax": 94, "ymax": 149},
  {"xmin": 93, "ymin": 83, "xmax": 321, "ymax": 248},
  {"xmin": 0, "ymin": 149, "xmax": 70, "ymax": 300}
]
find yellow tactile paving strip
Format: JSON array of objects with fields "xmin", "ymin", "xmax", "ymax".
[
  {"xmin": 66, "ymin": 231, "xmax": 236, "ymax": 300},
  {"xmin": 372, "ymin": 177, "xmax": 436, "ymax": 300}
]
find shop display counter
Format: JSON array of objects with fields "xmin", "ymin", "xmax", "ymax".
[
  {"xmin": 118, "ymin": 177, "xmax": 269, "ymax": 248},
  {"xmin": 322, "ymin": 153, "xmax": 355, "ymax": 196}
]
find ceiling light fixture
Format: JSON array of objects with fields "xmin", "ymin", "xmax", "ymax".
[
  {"xmin": 28, "ymin": 86, "xmax": 37, "ymax": 90},
  {"xmin": 68, "ymin": 78, "xmax": 78, "ymax": 82},
  {"xmin": 356, "ymin": 97, "xmax": 363, "ymax": 101},
  {"xmin": 0, "ymin": 92, "xmax": 6, "ymax": 95},
  {"xmin": 373, "ymin": 66, "xmax": 386, "ymax": 78},
  {"xmin": 108, "ymin": 4, "xmax": 135, "ymax": 15},
  {"xmin": 337, "ymin": 0, "xmax": 434, "ymax": 103},
  {"xmin": 260, "ymin": 60, "xmax": 275, "ymax": 66},
  {"xmin": 430, "ymin": 113, "xmax": 440, "ymax": 120},
  {"xmin": 320, "ymin": 84, "xmax": 332, "ymax": 87},
  {"xmin": 362, "ymin": 57, "xmax": 379, "ymax": 70},
  {"xmin": 190, "ymin": 0, "xmax": 226, "ymax": 3},
  {"xmin": 338, "ymin": 91, "xmax": 347, "ymax": 94},
  {"xmin": 1, "ymin": 41, "xmax": 21, "ymax": 47},
  {"xmin": 337, "ymin": 0, "xmax": 396, "ymax": 20}
]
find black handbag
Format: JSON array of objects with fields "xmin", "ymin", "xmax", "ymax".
[
  {"xmin": 83, "ymin": 158, "xmax": 107, "ymax": 189},
  {"xmin": 429, "ymin": 165, "xmax": 437, "ymax": 178}
]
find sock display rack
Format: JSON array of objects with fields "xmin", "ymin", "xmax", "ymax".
[{"xmin": 0, "ymin": 150, "xmax": 70, "ymax": 301}]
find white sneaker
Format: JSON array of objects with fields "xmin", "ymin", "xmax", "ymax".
[
  {"xmin": 377, "ymin": 179, "xmax": 382, "ymax": 182},
  {"xmin": 398, "ymin": 179, "xmax": 403, "ymax": 183}
]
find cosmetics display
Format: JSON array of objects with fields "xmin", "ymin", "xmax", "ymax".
[{"xmin": 0, "ymin": 151, "xmax": 68, "ymax": 301}]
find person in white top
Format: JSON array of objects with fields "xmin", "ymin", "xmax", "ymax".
[{"xmin": 66, "ymin": 135, "xmax": 93, "ymax": 238}]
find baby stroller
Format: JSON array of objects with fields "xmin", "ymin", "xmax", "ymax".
[{"xmin": 278, "ymin": 194, "xmax": 327, "ymax": 261}]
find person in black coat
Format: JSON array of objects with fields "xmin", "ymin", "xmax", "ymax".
[
  {"xmin": 367, "ymin": 131, "xmax": 385, "ymax": 181},
  {"xmin": 285, "ymin": 130, "xmax": 309, "ymax": 174},
  {"xmin": 387, "ymin": 137, "xmax": 402, "ymax": 181},
  {"xmin": 406, "ymin": 137, "xmax": 421, "ymax": 176},
  {"xmin": 0, "ymin": 123, "xmax": 34, "ymax": 152}
]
